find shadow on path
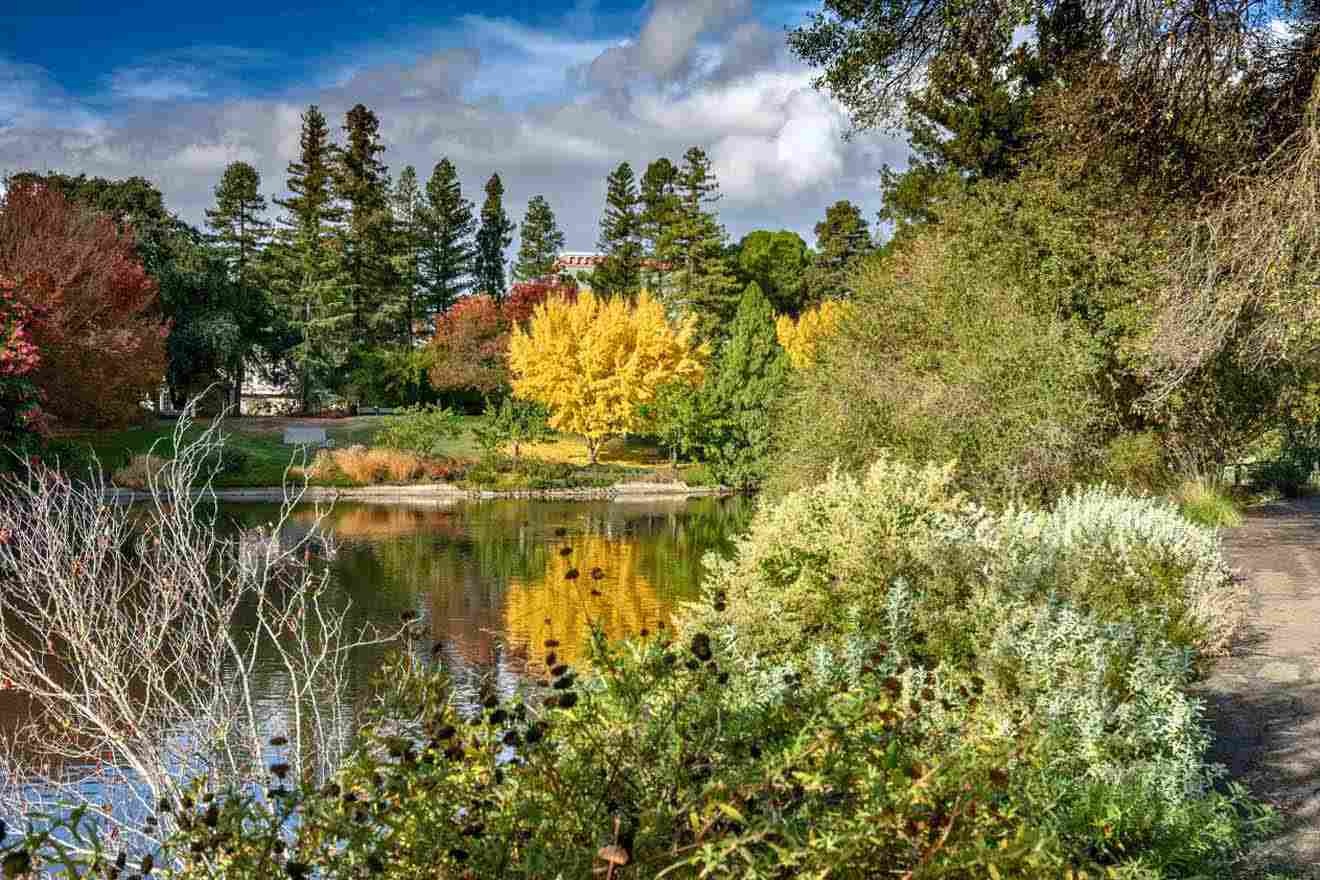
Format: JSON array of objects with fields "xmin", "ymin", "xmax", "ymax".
[{"xmin": 1199, "ymin": 496, "xmax": 1320, "ymax": 876}]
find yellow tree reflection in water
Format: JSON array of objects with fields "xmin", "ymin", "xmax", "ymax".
[{"xmin": 503, "ymin": 534, "xmax": 667, "ymax": 667}]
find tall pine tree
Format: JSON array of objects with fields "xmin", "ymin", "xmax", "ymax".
[
  {"xmin": 592, "ymin": 162, "xmax": 642, "ymax": 299},
  {"xmin": 640, "ymin": 157, "xmax": 679, "ymax": 296},
  {"xmin": 665, "ymin": 147, "xmax": 738, "ymax": 338},
  {"xmin": 699, "ymin": 281, "xmax": 789, "ymax": 489},
  {"xmin": 390, "ymin": 165, "xmax": 424, "ymax": 345},
  {"xmin": 417, "ymin": 158, "xmax": 476, "ymax": 317},
  {"xmin": 269, "ymin": 105, "xmax": 352, "ymax": 412},
  {"xmin": 333, "ymin": 103, "xmax": 402, "ymax": 347},
  {"xmin": 204, "ymin": 161, "xmax": 271, "ymax": 408},
  {"xmin": 513, "ymin": 195, "xmax": 565, "ymax": 282},
  {"xmin": 474, "ymin": 173, "xmax": 515, "ymax": 302},
  {"xmin": 810, "ymin": 200, "xmax": 873, "ymax": 302}
]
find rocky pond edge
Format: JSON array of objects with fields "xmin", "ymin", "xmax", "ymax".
[{"xmin": 104, "ymin": 481, "xmax": 733, "ymax": 505}]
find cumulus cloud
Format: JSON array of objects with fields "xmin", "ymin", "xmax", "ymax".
[{"xmin": 0, "ymin": 4, "xmax": 902, "ymax": 250}]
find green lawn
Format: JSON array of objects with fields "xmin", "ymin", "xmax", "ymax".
[{"xmin": 54, "ymin": 414, "xmax": 710, "ymax": 490}]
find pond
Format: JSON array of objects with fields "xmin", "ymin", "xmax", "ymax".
[{"xmin": 223, "ymin": 494, "xmax": 754, "ymax": 713}]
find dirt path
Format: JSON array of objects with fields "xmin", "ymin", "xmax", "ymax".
[{"xmin": 1199, "ymin": 496, "xmax": 1320, "ymax": 875}]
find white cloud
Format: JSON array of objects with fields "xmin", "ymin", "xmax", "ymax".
[{"xmin": 0, "ymin": 3, "xmax": 903, "ymax": 250}]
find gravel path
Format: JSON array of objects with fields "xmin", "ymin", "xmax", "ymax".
[{"xmin": 1199, "ymin": 496, "xmax": 1320, "ymax": 876}]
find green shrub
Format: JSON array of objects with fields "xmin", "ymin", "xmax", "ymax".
[
  {"xmin": 988, "ymin": 485, "xmax": 1244, "ymax": 655},
  {"xmin": 374, "ymin": 404, "xmax": 464, "ymax": 457},
  {"xmin": 682, "ymin": 457, "xmax": 1257, "ymax": 873},
  {"xmin": 108, "ymin": 634, "xmax": 1079, "ymax": 880},
  {"xmin": 1175, "ymin": 479, "xmax": 1244, "ymax": 528},
  {"xmin": 769, "ymin": 210, "xmax": 1110, "ymax": 503},
  {"xmin": 470, "ymin": 397, "xmax": 551, "ymax": 461},
  {"xmin": 1103, "ymin": 432, "xmax": 1173, "ymax": 492}
]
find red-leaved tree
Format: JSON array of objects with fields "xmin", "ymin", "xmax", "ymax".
[
  {"xmin": 428, "ymin": 279, "xmax": 576, "ymax": 400},
  {"xmin": 0, "ymin": 276, "xmax": 48, "ymax": 451},
  {"xmin": 0, "ymin": 182, "xmax": 166, "ymax": 427}
]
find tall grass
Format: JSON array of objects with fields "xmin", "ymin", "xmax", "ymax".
[
  {"xmin": 1175, "ymin": 478, "xmax": 1244, "ymax": 528},
  {"xmin": 309, "ymin": 447, "xmax": 429, "ymax": 484}
]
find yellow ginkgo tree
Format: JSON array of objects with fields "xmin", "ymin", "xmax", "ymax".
[
  {"xmin": 508, "ymin": 291, "xmax": 708, "ymax": 463},
  {"xmin": 776, "ymin": 299, "xmax": 851, "ymax": 370}
]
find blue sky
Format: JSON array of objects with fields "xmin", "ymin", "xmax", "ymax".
[{"xmin": 0, "ymin": 1, "xmax": 901, "ymax": 249}]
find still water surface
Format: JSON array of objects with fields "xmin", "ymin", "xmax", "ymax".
[{"xmin": 227, "ymin": 495, "xmax": 754, "ymax": 709}]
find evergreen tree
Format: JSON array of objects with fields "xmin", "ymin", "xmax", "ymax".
[
  {"xmin": 333, "ymin": 103, "xmax": 401, "ymax": 348},
  {"xmin": 390, "ymin": 165, "xmax": 424, "ymax": 345},
  {"xmin": 810, "ymin": 201, "xmax": 873, "ymax": 302},
  {"xmin": 639, "ymin": 157, "xmax": 679, "ymax": 295},
  {"xmin": 699, "ymin": 281, "xmax": 789, "ymax": 489},
  {"xmin": 417, "ymin": 158, "xmax": 476, "ymax": 317},
  {"xmin": 274, "ymin": 105, "xmax": 340, "ymax": 238},
  {"xmin": 204, "ymin": 161, "xmax": 272, "ymax": 408},
  {"xmin": 733, "ymin": 230, "xmax": 813, "ymax": 316},
  {"xmin": 269, "ymin": 104, "xmax": 351, "ymax": 412},
  {"xmin": 665, "ymin": 147, "xmax": 738, "ymax": 338},
  {"xmin": 513, "ymin": 195, "xmax": 565, "ymax": 282},
  {"xmin": 474, "ymin": 173, "xmax": 516, "ymax": 302},
  {"xmin": 592, "ymin": 162, "xmax": 642, "ymax": 298}
]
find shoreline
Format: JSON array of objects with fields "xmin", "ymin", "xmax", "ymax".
[{"xmin": 104, "ymin": 480, "xmax": 733, "ymax": 504}]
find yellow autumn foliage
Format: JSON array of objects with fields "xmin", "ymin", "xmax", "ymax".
[
  {"xmin": 508, "ymin": 291, "xmax": 708, "ymax": 462},
  {"xmin": 775, "ymin": 299, "xmax": 851, "ymax": 370}
]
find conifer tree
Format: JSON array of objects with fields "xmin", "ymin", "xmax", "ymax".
[
  {"xmin": 417, "ymin": 158, "xmax": 476, "ymax": 317},
  {"xmin": 275, "ymin": 105, "xmax": 340, "ymax": 238},
  {"xmin": 390, "ymin": 165, "xmax": 424, "ymax": 344},
  {"xmin": 269, "ymin": 104, "xmax": 351, "ymax": 412},
  {"xmin": 592, "ymin": 162, "xmax": 642, "ymax": 299},
  {"xmin": 333, "ymin": 103, "xmax": 401, "ymax": 346},
  {"xmin": 810, "ymin": 200, "xmax": 873, "ymax": 302},
  {"xmin": 666, "ymin": 147, "xmax": 738, "ymax": 338},
  {"xmin": 640, "ymin": 157, "xmax": 679, "ymax": 295},
  {"xmin": 699, "ymin": 281, "xmax": 789, "ymax": 488},
  {"xmin": 205, "ymin": 161, "xmax": 271, "ymax": 408},
  {"xmin": 513, "ymin": 195, "xmax": 565, "ymax": 282},
  {"xmin": 474, "ymin": 173, "xmax": 516, "ymax": 302}
]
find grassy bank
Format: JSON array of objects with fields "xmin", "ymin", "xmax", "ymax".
[{"xmin": 51, "ymin": 416, "xmax": 712, "ymax": 491}]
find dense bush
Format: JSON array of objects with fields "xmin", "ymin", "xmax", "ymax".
[
  {"xmin": 683, "ymin": 457, "xmax": 1258, "ymax": 873},
  {"xmin": 769, "ymin": 179, "xmax": 1128, "ymax": 502},
  {"xmin": 374, "ymin": 404, "xmax": 464, "ymax": 457}
]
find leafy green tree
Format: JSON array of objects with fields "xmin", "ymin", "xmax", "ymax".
[
  {"xmin": 639, "ymin": 158, "xmax": 679, "ymax": 295},
  {"xmin": 474, "ymin": 173, "xmax": 516, "ymax": 302},
  {"xmin": 269, "ymin": 104, "xmax": 351, "ymax": 412},
  {"xmin": 418, "ymin": 158, "xmax": 476, "ymax": 318},
  {"xmin": 733, "ymin": 230, "xmax": 813, "ymax": 316},
  {"xmin": 665, "ymin": 148, "xmax": 738, "ymax": 337},
  {"xmin": 390, "ymin": 165, "xmax": 425, "ymax": 346},
  {"xmin": 334, "ymin": 103, "xmax": 402, "ymax": 347},
  {"xmin": 513, "ymin": 195, "xmax": 565, "ymax": 283},
  {"xmin": 205, "ymin": 161, "xmax": 272, "ymax": 407},
  {"xmin": 472, "ymin": 396, "xmax": 552, "ymax": 462},
  {"xmin": 592, "ymin": 162, "xmax": 643, "ymax": 298},
  {"xmin": 809, "ymin": 201, "xmax": 872, "ymax": 302},
  {"xmin": 698, "ymin": 281, "xmax": 789, "ymax": 488}
]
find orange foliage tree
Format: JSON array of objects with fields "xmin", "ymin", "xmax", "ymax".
[
  {"xmin": 0, "ymin": 182, "xmax": 165, "ymax": 426},
  {"xmin": 427, "ymin": 279, "xmax": 576, "ymax": 402}
]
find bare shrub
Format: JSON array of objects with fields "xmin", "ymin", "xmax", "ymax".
[
  {"xmin": 1153, "ymin": 82, "xmax": 1320, "ymax": 395},
  {"xmin": 0, "ymin": 404, "xmax": 388, "ymax": 856}
]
